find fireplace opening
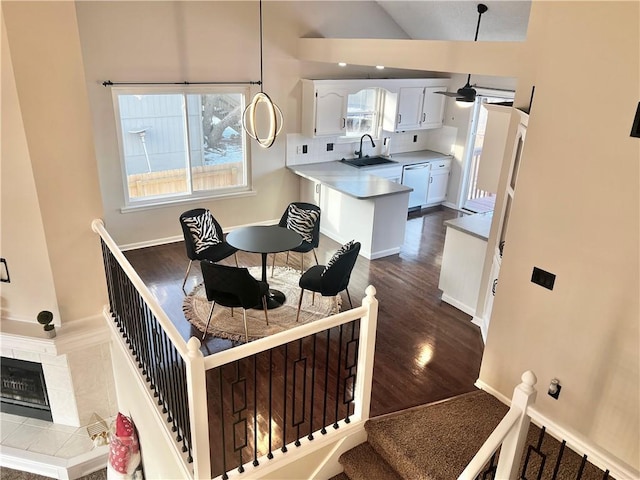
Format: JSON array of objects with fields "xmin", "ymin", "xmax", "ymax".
[{"xmin": 1, "ymin": 357, "xmax": 53, "ymax": 421}]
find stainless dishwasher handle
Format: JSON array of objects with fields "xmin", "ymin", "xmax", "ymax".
[{"xmin": 404, "ymin": 164, "xmax": 429, "ymax": 170}]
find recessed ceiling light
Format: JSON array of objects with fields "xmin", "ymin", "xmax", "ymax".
[
  {"xmin": 376, "ymin": 65, "xmax": 385, "ymax": 70},
  {"xmin": 338, "ymin": 62, "xmax": 347, "ymax": 67}
]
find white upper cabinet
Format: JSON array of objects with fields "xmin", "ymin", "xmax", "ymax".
[
  {"xmin": 420, "ymin": 87, "xmax": 447, "ymax": 130},
  {"xmin": 395, "ymin": 87, "xmax": 425, "ymax": 130},
  {"xmin": 302, "ymin": 80, "xmax": 347, "ymax": 137},
  {"xmin": 301, "ymin": 78, "xmax": 448, "ymax": 138},
  {"xmin": 382, "ymin": 80, "xmax": 448, "ymax": 132}
]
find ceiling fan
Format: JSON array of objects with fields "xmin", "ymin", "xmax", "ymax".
[{"xmin": 435, "ymin": 3, "xmax": 488, "ymax": 103}]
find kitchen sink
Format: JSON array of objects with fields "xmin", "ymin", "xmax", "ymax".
[{"xmin": 341, "ymin": 156, "xmax": 397, "ymax": 168}]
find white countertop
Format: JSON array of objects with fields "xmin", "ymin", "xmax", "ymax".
[
  {"xmin": 287, "ymin": 149, "xmax": 451, "ymax": 199},
  {"xmin": 389, "ymin": 149, "xmax": 452, "ymax": 165},
  {"xmin": 287, "ymin": 161, "xmax": 411, "ymax": 199},
  {"xmin": 444, "ymin": 212, "xmax": 493, "ymax": 241}
]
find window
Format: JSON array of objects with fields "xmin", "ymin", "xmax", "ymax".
[
  {"xmin": 345, "ymin": 88, "xmax": 380, "ymax": 137},
  {"xmin": 113, "ymin": 87, "xmax": 250, "ymax": 208}
]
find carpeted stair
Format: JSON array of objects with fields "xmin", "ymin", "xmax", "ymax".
[{"xmin": 333, "ymin": 390, "xmax": 613, "ymax": 480}]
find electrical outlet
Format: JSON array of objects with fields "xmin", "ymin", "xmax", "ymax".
[
  {"xmin": 296, "ymin": 145, "xmax": 303, "ymax": 154},
  {"xmin": 531, "ymin": 267, "xmax": 556, "ymax": 290},
  {"xmin": 413, "ymin": 135, "xmax": 418, "ymax": 143},
  {"xmin": 326, "ymin": 143, "xmax": 334, "ymax": 151},
  {"xmin": 302, "ymin": 145, "xmax": 308, "ymax": 154}
]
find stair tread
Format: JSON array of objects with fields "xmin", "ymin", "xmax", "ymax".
[
  {"xmin": 362, "ymin": 390, "xmax": 614, "ymax": 480},
  {"xmin": 366, "ymin": 390, "xmax": 508, "ymax": 480},
  {"xmin": 340, "ymin": 442, "xmax": 403, "ymax": 480},
  {"xmin": 328, "ymin": 473, "xmax": 349, "ymax": 480}
]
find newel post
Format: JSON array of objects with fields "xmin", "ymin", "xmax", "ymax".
[
  {"xmin": 185, "ymin": 337, "xmax": 211, "ymax": 480},
  {"xmin": 495, "ymin": 370, "xmax": 537, "ymax": 479},
  {"xmin": 352, "ymin": 285, "xmax": 379, "ymax": 421}
]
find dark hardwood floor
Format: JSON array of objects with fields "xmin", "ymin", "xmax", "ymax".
[{"xmin": 124, "ymin": 206, "xmax": 484, "ymax": 419}]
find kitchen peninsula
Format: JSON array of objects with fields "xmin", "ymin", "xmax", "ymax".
[{"xmin": 287, "ymin": 161, "xmax": 411, "ymax": 260}]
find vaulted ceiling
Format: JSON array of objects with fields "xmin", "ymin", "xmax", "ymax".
[{"xmin": 290, "ymin": 1, "xmax": 531, "ymax": 42}]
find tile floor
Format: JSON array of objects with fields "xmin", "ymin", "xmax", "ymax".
[{"xmin": 1, "ymin": 412, "xmax": 113, "ymax": 460}]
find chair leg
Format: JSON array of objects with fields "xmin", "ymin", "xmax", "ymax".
[
  {"xmin": 234, "ymin": 253, "xmax": 239, "ymax": 267},
  {"xmin": 312, "ymin": 249, "xmax": 319, "ymax": 265},
  {"xmin": 345, "ymin": 288, "xmax": 353, "ymax": 309},
  {"xmin": 202, "ymin": 301, "xmax": 216, "ymax": 341},
  {"xmin": 296, "ymin": 289, "xmax": 305, "ymax": 322},
  {"xmin": 230, "ymin": 307, "xmax": 234, "ymax": 317},
  {"xmin": 182, "ymin": 260, "xmax": 193, "ymax": 294},
  {"xmin": 311, "ymin": 292, "xmax": 315, "ymax": 305},
  {"xmin": 262, "ymin": 296, "xmax": 269, "ymax": 326},
  {"xmin": 300, "ymin": 252, "xmax": 304, "ymax": 275},
  {"xmin": 242, "ymin": 309, "xmax": 249, "ymax": 343}
]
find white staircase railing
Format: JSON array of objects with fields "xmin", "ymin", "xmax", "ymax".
[
  {"xmin": 460, "ymin": 371, "xmax": 638, "ymax": 480},
  {"xmin": 92, "ymin": 218, "xmax": 379, "ymax": 480},
  {"xmin": 459, "ymin": 371, "xmax": 537, "ymax": 480}
]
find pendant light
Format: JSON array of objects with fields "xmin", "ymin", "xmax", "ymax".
[
  {"xmin": 435, "ymin": 3, "xmax": 488, "ymax": 103},
  {"xmin": 242, "ymin": 0, "xmax": 283, "ymax": 148}
]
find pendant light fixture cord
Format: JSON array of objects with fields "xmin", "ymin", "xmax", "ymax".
[
  {"xmin": 241, "ymin": 0, "xmax": 283, "ymax": 148},
  {"xmin": 259, "ymin": 0, "xmax": 264, "ymax": 92}
]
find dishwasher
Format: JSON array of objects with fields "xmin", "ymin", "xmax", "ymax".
[{"xmin": 402, "ymin": 162, "xmax": 431, "ymax": 210}]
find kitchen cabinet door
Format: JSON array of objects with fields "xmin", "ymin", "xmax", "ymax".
[
  {"xmin": 419, "ymin": 87, "xmax": 446, "ymax": 129},
  {"xmin": 425, "ymin": 159, "xmax": 451, "ymax": 204},
  {"xmin": 426, "ymin": 169, "xmax": 449, "ymax": 204},
  {"xmin": 314, "ymin": 87, "xmax": 347, "ymax": 136},
  {"xmin": 395, "ymin": 87, "xmax": 425, "ymax": 130},
  {"xmin": 384, "ymin": 86, "xmax": 447, "ymax": 132},
  {"xmin": 301, "ymin": 80, "xmax": 347, "ymax": 137}
]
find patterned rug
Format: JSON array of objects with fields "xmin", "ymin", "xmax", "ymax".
[{"xmin": 183, "ymin": 266, "xmax": 340, "ymax": 342}]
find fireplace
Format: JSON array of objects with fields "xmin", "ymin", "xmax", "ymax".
[{"xmin": 1, "ymin": 357, "xmax": 53, "ymax": 421}]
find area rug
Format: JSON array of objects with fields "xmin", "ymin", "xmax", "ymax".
[{"xmin": 183, "ymin": 266, "xmax": 341, "ymax": 342}]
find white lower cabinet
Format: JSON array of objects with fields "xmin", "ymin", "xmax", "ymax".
[{"xmin": 426, "ymin": 161, "xmax": 450, "ymax": 204}]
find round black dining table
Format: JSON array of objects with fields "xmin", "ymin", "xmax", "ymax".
[{"xmin": 226, "ymin": 225, "xmax": 302, "ymax": 308}]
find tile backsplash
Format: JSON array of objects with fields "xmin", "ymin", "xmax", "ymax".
[{"xmin": 286, "ymin": 127, "xmax": 456, "ymax": 166}]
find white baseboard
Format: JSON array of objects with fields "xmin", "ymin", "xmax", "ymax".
[
  {"xmin": 118, "ymin": 219, "xmax": 281, "ymax": 252},
  {"xmin": 441, "ymin": 293, "xmax": 476, "ymax": 317}
]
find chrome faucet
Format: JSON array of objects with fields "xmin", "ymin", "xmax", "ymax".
[{"xmin": 355, "ymin": 134, "xmax": 376, "ymax": 159}]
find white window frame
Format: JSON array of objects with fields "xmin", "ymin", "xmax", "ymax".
[
  {"xmin": 112, "ymin": 85, "xmax": 253, "ymax": 211},
  {"xmin": 343, "ymin": 87, "xmax": 383, "ymax": 139}
]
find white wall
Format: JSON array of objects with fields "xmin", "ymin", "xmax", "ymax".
[
  {"xmin": 1, "ymin": 13, "xmax": 60, "ymax": 324},
  {"xmin": 480, "ymin": 2, "xmax": 640, "ymax": 468},
  {"xmin": 75, "ymin": 1, "xmax": 303, "ymax": 247},
  {"xmin": 2, "ymin": 1, "xmax": 106, "ymax": 324}
]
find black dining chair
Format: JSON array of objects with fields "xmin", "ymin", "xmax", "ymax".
[
  {"xmin": 179, "ymin": 208, "xmax": 238, "ymax": 293},
  {"xmin": 200, "ymin": 261, "xmax": 269, "ymax": 343},
  {"xmin": 272, "ymin": 202, "xmax": 321, "ymax": 276},
  {"xmin": 296, "ymin": 241, "xmax": 361, "ymax": 322}
]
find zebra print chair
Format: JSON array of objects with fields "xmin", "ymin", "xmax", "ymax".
[
  {"xmin": 179, "ymin": 208, "xmax": 238, "ymax": 293},
  {"xmin": 272, "ymin": 202, "xmax": 321, "ymax": 275}
]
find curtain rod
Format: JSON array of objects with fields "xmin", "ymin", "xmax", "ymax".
[{"xmin": 102, "ymin": 80, "xmax": 261, "ymax": 87}]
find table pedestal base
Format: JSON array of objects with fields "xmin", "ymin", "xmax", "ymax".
[{"xmin": 254, "ymin": 289, "xmax": 287, "ymax": 310}]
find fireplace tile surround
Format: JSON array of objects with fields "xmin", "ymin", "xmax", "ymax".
[{"xmin": 0, "ymin": 316, "xmax": 117, "ymax": 476}]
